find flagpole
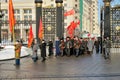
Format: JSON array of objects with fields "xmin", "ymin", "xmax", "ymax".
[{"xmin": 13, "ymin": 26, "xmax": 15, "ymax": 44}]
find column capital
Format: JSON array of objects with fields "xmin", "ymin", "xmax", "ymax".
[
  {"xmin": 55, "ymin": 0, "xmax": 63, "ymax": 3},
  {"xmin": 103, "ymin": 0, "xmax": 112, "ymax": 2},
  {"xmin": 103, "ymin": 0, "xmax": 112, "ymax": 6},
  {"xmin": 35, "ymin": 0, "xmax": 43, "ymax": 3}
]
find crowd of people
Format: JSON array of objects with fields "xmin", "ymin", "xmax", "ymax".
[{"xmin": 31, "ymin": 36, "xmax": 103, "ymax": 62}]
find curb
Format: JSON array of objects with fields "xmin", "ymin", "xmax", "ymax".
[{"xmin": 0, "ymin": 54, "xmax": 30, "ymax": 61}]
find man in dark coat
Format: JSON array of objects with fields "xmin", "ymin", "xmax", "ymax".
[
  {"xmin": 65, "ymin": 37, "xmax": 72, "ymax": 56},
  {"xmin": 48, "ymin": 40, "xmax": 53, "ymax": 56},
  {"xmin": 40, "ymin": 40, "xmax": 46, "ymax": 62}
]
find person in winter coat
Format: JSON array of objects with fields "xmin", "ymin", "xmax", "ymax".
[
  {"xmin": 59, "ymin": 40, "xmax": 65, "ymax": 56},
  {"xmin": 65, "ymin": 37, "xmax": 72, "ymax": 56},
  {"xmin": 74, "ymin": 37, "xmax": 80, "ymax": 57},
  {"xmin": 55, "ymin": 37, "xmax": 60, "ymax": 56},
  {"xmin": 94, "ymin": 39, "xmax": 100, "ymax": 53},
  {"xmin": 32, "ymin": 39, "xmax": 39, "ymax": 62},
  {"xmin": 40, "ymin": 40, "xmax": 47, "ymax": 62},
  {"xmin": 48, "ymin": 40, "xmax": 54, "ymax": 56},
  {"xmin": 87, "ymin": 38, "xmax": 94, "ymax": 54}
]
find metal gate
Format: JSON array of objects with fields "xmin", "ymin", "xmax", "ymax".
[
  {"xmin": 42, "ymin": 8, "xmax": 56, "ymax": 42},
  {"xmin": 110, "ymin": 6, "xmax": 120, "ymax": 48},
  {"xmin": 110, "ymin": 6, "xmax": 120, "ymax": 53}
]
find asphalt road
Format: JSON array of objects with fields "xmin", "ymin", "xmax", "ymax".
[{"xmin": 0, "ymin": 48, "xmax": 120, "ymax": 80}]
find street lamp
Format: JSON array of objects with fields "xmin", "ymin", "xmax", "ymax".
[{"xmin": 0, "ymin": 2, "xmax": 4, "ymax": 43}]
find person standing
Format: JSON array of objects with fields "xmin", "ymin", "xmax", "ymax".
[
  {"xmin": 94, "ymin": 38, "xmax": 100, "ymax": 54},
  {"xmin": 74, "ymin": 37, "xmax": 80, "ymax": 57},
  {"xmin": 65, "ymin": 37, "xmax": 72, "ymax": 56},
  {"xmin": 59, "ymin": 40, "xmax": 65, "ymax": 56},
  {"xmin": 32, "ymin": 39, "xmax": 38, "ymax": 62},
  {"xmin": 14, "ymin": 40, "xmax": 22, "ymax": 65},
  {"xmin": 55, "ymin": 37, "xmax": 60, "ymax": 56},
  {"xmin": 48, "ymin": 40, "xmax": 54, "ymax": 56},
  {"xmin": 103, "ymin": 37, "xmax": 111, "ymax": 59},
  {"xmin": 79, "ymin": 38, "xmax": 85, "ymax": 55},
  {"xmin": 87, "ymin": 38, "xmax": 94, "ymax": 54},
  {"xmin": 40, "ymin": 40, "xmax": 47, "ymax": 62}
]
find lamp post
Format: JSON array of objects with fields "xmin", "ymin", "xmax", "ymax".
[{"xmin": 0, "ymin": 2, "xmax": 4, "ymax": 43}]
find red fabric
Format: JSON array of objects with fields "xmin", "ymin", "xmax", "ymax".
[
  {"xmin": 28, "ymin": 26, "xmax": 34, "ymax": 48},
  {"xmin": 67, "ymin": 21, "xmax": 78, "ymax": 38},
  {"xmin": 87, "ymin": 33, "xmax": 91, "ymax": 37},
  {"xmin": 38, "ymin": 18, "xmax": 44, "ymax": 40},
  {"xmin": 77, "ymin": 20, "xmax": 80, "ymax": 25},
  {"xmin": 9, "ymin": 0, "xmax": 15, "ymax": 33},
  {"xmin": 64, "ymin": 9, "xmax": 75, "ymax": 17}
]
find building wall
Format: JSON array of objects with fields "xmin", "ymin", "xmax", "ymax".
[
  {"xmin": 1, "ymin": 0, "xmax": 100, "ymax": 42},
  {"xmin": 91, "ymin": 0, "xmax": 100, "ymax": 35},
  {"xmin": 82, "ymin": 0, "xmax": 92, "ymax": 34},
  {"xmin": 1, "ymin": 1, "xmax": 35, "ymax": 41}
]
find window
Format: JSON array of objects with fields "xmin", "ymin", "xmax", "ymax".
[
  {"xmin": 23, "ymin": 9, "xmax": 32, "ymax": 14},
  {"xmin": 75, "ymin": 16, "xmax": 78, "ymax": 19},
  {"xmin": 64, "ymin": 3, "xmax": 67, "ymax": 7},
  {"xmin": 64, "ymin": 23, "xmax": 67, "ymax": 26},
  {"xmin": 75, "ymin": 4, "xmax": 77, "ymax": 7},
  {"xmin": 14, "ymin": 9, "xmax": 20, "ymax": 14},
  {"xmin": 75, "ymin": 0, "xmax": 77, "ymax": 2},
  {"xmin": 24, "ymin": 15, "xmax": 28, "ymax": 20},
  {"xmin": 29, "ymin": 15, "xmax": 32, "ymax": 20},
  {"xmin": 2, "ymin": 9, "xmax": 7, "ymax": 14},
  {"xmin": 51, "ymin": 4, "xmax": 54, "ymax": 7},
  {"xmin": 16, "ymin": 15, "xmax": 20, "ymax": 20}
]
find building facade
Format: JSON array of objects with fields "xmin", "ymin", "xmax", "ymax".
[
  {"xmin": 1, "ymin": 0, "xmax": 100, "ymax": 43},
  {"xmin": 1, "ymin": 0, "xmax": 35, "ymax": 42}
]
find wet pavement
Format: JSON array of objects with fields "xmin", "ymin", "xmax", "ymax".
[{"xmin": 0, "ymin": 49, "xmax": 120, "ymax": 80}]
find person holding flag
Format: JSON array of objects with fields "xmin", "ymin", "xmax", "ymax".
[
  {"xmin": 38, "ymin": 18, "xmax": 47, "ymax": 62},
  {"xmin": 9, "ymin": 0, "xmax": 22, "ymax": 65},
  {"xmin": 27, "ymin": 26, "xmax": 39, "ymax": 62}
]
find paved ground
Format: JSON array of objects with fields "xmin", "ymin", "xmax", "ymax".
[{"xmin": 0, "ymin": 48, "xmax": 120, "ymax": 80}]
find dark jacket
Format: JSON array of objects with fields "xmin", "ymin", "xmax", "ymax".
[{"xmin": 40, "ymin": 42, "xmax": 46, "ymax": 57}]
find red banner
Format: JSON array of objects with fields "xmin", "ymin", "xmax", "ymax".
[
  {"xmin": 28, "ymin": 26, "xmax": 34, "ymax": 48},
  {"xmin": 64, "ymin": 9, "xmax": 75, "ymax": 17},
  {"xmin": 38, "ymin": 18, "xmax": 44, "ymax": 40},
  {"xmin": 9, "ymin": 0, "xmax": 15, "ymax": 33},
  {"xmin": 67, "ymin": 21, "xmax": 80, "ymax": 38}
]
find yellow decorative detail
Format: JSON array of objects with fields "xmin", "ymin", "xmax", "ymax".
[
  {"xmin": 56, "ymin": 3, "xmax": 62, "ymax": 7},
  {"xmin": 105, "ymin": 2, "xmax": 110, "ymax": 6},
  {"xmin": 44, "ymin": 5, "xmax": 54, "ymax": 8},
  {"xmin": 116, "ymin": 26, "xmax": 120, "ymax": 30},
  {"xmin": 36, "ymin": 3, "xmax": 42, "ymax": 7},
  {"xmin": 47, "ymin": 26, "xmax": 52, "ymax": 31}
]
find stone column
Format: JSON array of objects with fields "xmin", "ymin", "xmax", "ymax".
[
  {"xmin": 55, "ymin": 0, "xmax": 64, "ymax": 39},
  {"xmin": 35, "ymin": 0, "xmax": 43, "ymax": 42},
  {"xmin": 103, "ymin": 0, "xmax": 111, "ymax": 38}
]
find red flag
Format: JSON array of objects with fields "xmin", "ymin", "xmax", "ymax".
[
  {"xmin": 9, "ymin": 0, "xmax": 15, "ymax": 33},
  {"xmin": 87, "ymin": 33, "xmax": 91, "ymax": 37},
  {"xmin": 77, "ymin": 20, "xmax": 80, "ymax": 25},
  {"xmin": 28, "ymin": 26, "xmax": 34, "ymax": 48},
  {"xmin": 67, "ymin": 21, "xmax": 79, "ymax": 38},
  {"xmin": 38, "ymin": 18, "xmax": 44, "ymax": 40},
  {"xmin": 64, "ymin": 9, "xmax": 75, "ymax": 17}
]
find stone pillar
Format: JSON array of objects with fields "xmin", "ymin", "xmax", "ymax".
[
  {"xmin": 55, "ymin": 0, "xmax": 64, "ymax": 39},
  {"xmin": 103, "ymin": 0, "xmax": 111, "ymax": 38},
  {"xmin": 100, "ymin": 6, "xmax": 104, "ymax": 54},
  {"xmin": 35, "ymin": 0, "xmax": 43, "ymax": 42}
]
